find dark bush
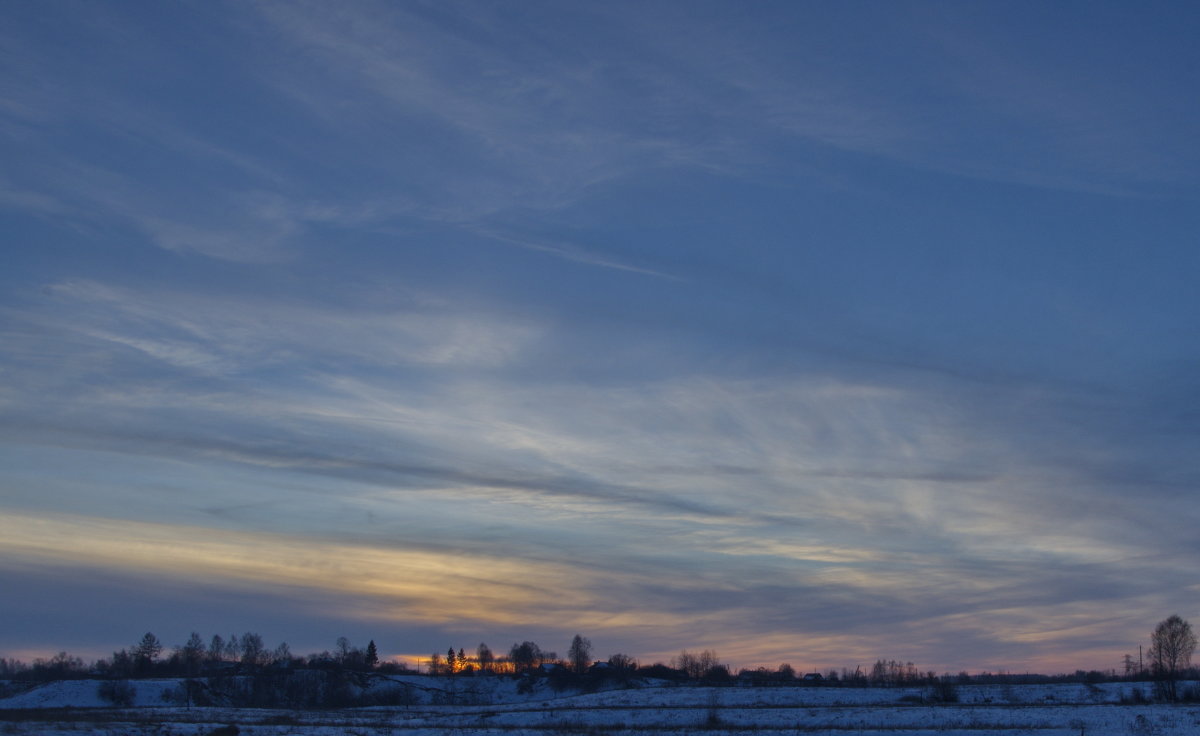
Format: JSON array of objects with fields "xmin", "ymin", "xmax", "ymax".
[
  {"xmin": 97, "ymin": 679, "xmax": 136, "ymax": 707},
  {"xmin": 928, "ymin": 681, "xmax": 959, "ymax": 703}
]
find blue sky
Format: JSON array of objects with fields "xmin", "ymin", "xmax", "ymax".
[{"xmin": 2, "ymin": 0, "xmax": 1199, "ymax": 674}]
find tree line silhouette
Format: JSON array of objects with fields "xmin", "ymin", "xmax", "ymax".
[{"xmin": 2, "ymin": 615, "xmax": 1197, "ymax": 705}]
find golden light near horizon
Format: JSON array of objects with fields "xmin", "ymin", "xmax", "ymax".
[
  {"xmin": 0, "ymin": 512, "xmax": 572, "ymax": 624},
  {"xmin": 0, "ymin": 511, "xmax": 705, "ymax": 633},
  {"xmin": 0, "ymin": 503, "xmax": 1174, "ymax": 675}
]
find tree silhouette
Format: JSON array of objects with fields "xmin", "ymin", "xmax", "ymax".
[
  {"xmin": 674, "ymin": 649, "xmax": 719, "ymax": 680},
  {"xmin": 568, "ymin": 634, "xmax": 593, "ymax": 673},
  {"xmin": 207, "ymin": 635, "xmax": 225, "ymax": 664},
  {"xmin": 133, "ymin": 632, "xmax": 162, "ymax": 673},
  {"xmin": 608, "ymin": 653, "xmax": 636, "ymax": 671},
  {"xmin": 181, "ymin": 632, "xmax": 205, "ymax": 676},
  {"xmin": 1151, "ymin": 614, "xmax": 1196, "ymax": 701},
  {"xmin": 240, "ymin": 632, "xmax": 266, "ymax": 670},
  {"xmin": 509, "ymin": 641, "xmax": 542, "ymax": 674},
  {"xmin": 223, "ymin": 634, "xmax": 240, "ymax": 662},
  {"xmin": 477, "ymin": 642, "xmax": 494, "ymax": 672}
]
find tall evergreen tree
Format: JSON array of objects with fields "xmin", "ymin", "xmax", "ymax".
[
  {"xmin": 133, "ymin": 632, "xmax": 162, "ymax": 672},
  {"xmin": 182, "ymin": 632, "xmax": 205, "ymax": 675}
]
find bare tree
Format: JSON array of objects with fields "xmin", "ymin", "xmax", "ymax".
[
  {"xmin": 674, "ymin": 650, "xmax": 697, "ymax": 678},
  {"xmin": 608, "ymin": 653, "xmax": 636, "ymax": 671},
  {"xmin": 1151, "ymin": 614, "xmax": 1196, "ymax": 701},
  {"xmin": 509, "ymin": 641, "xmax": 543, "ymax": 674},
  {"xmin": 477, "ymin": 642, "xmax": 494, "ymax": 672},
  {"xmin": 674, "ymin": 649, "xmax": 720, "ymax": 680},
  {"xmin": 568, "ymin": 634, "xmax": 593, "ymax": 674},
  {"xmin": 223, "ymin": 634, "xmax": 240, "ymax": 662},
  {"xmin": 207, "ymin": 634, "xmax": 225, "ymax": 664},
  {"xmin": 240, "ymin": 632, "xmax": 266, "ymax": 670}
]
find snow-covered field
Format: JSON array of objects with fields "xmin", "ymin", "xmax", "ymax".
[{"xmin": 3, "ymin": 676, "xmax": 1198, "ymax": 735}]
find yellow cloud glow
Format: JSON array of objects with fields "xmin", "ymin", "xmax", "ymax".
[{"xmin": 0, "ymin": 510, "xmax": 690, "ymax": 629}]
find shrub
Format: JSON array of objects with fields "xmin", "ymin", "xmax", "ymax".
[
  {"xmin": 928, "ymin": 681, "xmax": 959, "ymax": 703},
  {"xmin": 1121, "ymin": 687, "xmax": 1150, "ymax": 704},
  {"xmin": 97, "ymin": 679, "xmax": 136, "ymax": 707}
]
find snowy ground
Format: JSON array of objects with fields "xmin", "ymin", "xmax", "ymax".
[{"xmin": 3, "ymin": 677, "xmax": 1198, "ymax": 735}]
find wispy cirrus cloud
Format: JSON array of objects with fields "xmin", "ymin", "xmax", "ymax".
[
  {"xmin": 8, "ymin": 277, "xmax": 1187, "ymax": 556},
  {"xmin": 468, "ymin": 227, "xmax": 684, "ymax": 281},
  {"xmin": 0, "ymin": 156, "xmax": 301, "ymax": 263},
  {"xmin": 1, "ymin": 322, "xmax": 1192, "ymax": 669},
  {"xmin": 2, "ymin": 1, "xmax": 1198, "ymax": 672},
  {"xmin": 20, "ymin": 279, "xmax": 541, "ymax": 375},
  {"xmin": 6, "ymin": 280, "xmax": 1184, "ymax": 601}
]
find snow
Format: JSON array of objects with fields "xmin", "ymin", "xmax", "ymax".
[
  {"xmin": 0, "ymin": 677, "xmax": 180, "ymax": 709},
  {"xmin": 2, "ymin": 676, "xmax": 1198, "ymax": 735}
]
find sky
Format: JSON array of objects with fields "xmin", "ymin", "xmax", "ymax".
[{"xmin": 2, "ymin": 0, "xmax": 1199, "ymax": 676}]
